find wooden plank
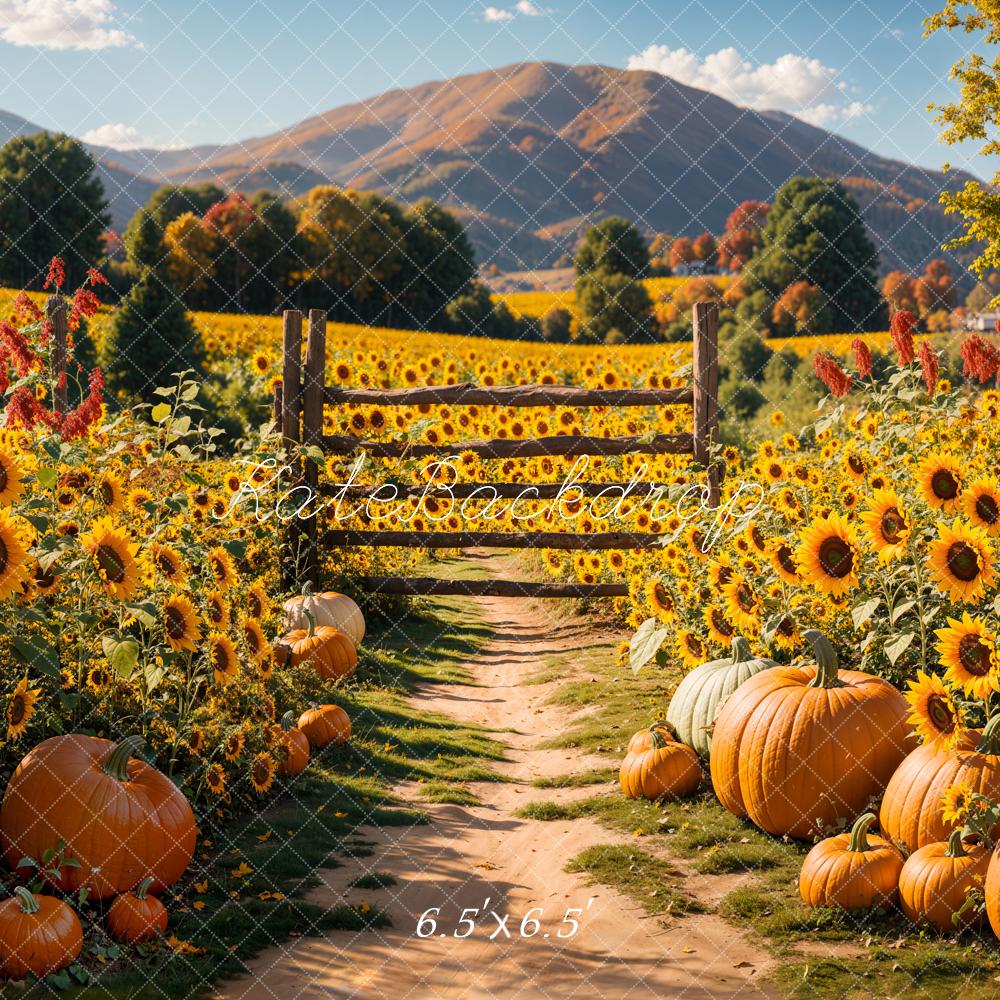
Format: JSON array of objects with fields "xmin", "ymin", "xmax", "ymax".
[
  {"xmin": 302, "ymin": 309, "xmax": 327, "ymax": 585},
  {"xmin": 320, "ymin": 432, "xmax": 693, "ymax": 459},
  {"xmin": 692, "ymin": 300, "xmax": 721, "ymax": 507},
  {"xmin": 320, "ymin": 481, "xmax": 668, "ymax": 500},
  {"xmin": 359, "ymin": 576, "xmax": 628, "ymax": 598},
  {"xmin": 46, "ymin": 295, "xmax": 68, "ymax": 417},
  {"xmin": 272, "ymin": 383, "xmax": 283, "ymax": 430},
  {"xmin": 323, "ymin": 529, "xmax": 665, "ymax": 550},
  {"xmin": 280, "ymin": 310, "xmax": 302, "ymax": 449},
  {"xmin": 324, "ymin": 382, "xmax": 693, "ymax": 407}
]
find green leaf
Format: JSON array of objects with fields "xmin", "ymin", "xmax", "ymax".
[
  {"xmin": 890, "ymin": 599, "xmax": 916, "ymax": 625},
  {"xmin": 12, "ymin": 635, "xmax": 60, "ymax": 677},
  {"xmin": 34, "ymin": 467, "xmax": 58, "ymax": 489},
  {"xmin": 884, "ymin": 631, "xmax": 915, "ymax": 666},
  {"xmin": 125, "ymin": 603, "xmax": 158, "ymax": 629},
  {"xmin": 151, "ymin": 402, "xmax": 172, "ymax": 423},
  {"xmin": 629, "ymin": 617, "xmax": 669, "ymax": 675},
  {"xmin": 851, "ymin": 598, "xmax": 881, "ymax": 630},
  {"xmin": 101, "ymin": 636, "xmax": 139, "ymax": 678},
  {"xmin": 144, "ymin": 662, "xmax": 165, "ymax": 694}
]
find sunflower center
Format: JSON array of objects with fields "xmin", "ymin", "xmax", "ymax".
[
  {"xmin": 0, "ymin": 537, "xmax": 9, "ymax": 575},
  {"xmin": 736, "ymin": 584, "xmax": 756, "ymax": 613},
  {"xmin": 880, "ymin": 508, "xmax": 906, "ymax": 544},
  {"xmin": 100, "ymin": 482, "xmax": 113, "ymax": 505},
  {"xmin": 958, "ymin": 635, "xmax": 993, "ymax": 676},
  {"xmin": 212, "ymin": 644, "xmax": 230, "ymax": 672},
  {"xmin": 927, "ymin": 694, "xmax": 956, "ymax": 732},
  {"xmin": 158, "ymin": 553, "xmax": 177, "ymax": 577},
  {"xmin": 0, "ymin": 466, "xmax": 9, "ymax": 494},
  {"xmin": 96, "ymin": 543, "xmax": 126, "ymax": 584},
  {"xmin": 848, "ymin": 455, "xmax": 864, "ymax": 474},
  {"xmin": 976, "ymin": 493, "xmax": 1000, "ymax": 526},
  {"xmin": 653, "ymin": 583, "xmax": 670, "ymax": 607},
  {"xmin": 165, "ymin": 606, "xmax": 187, "ymax": 640},
  {"xmin": 947, "ymin": 542, "xmax": 981, "ymax": 582},
  {"xmin": 717, "ymin": 566, "xmax": 733, "ymax": 586},
  {"xmin": 710, "ymin": 609, "xmax": 734, "ymax": 637},
  {"xmin": 8, "ymin": 695, "xmax": 25, "ymax": 726},
  {"xmin": 818, "ymin": 536, "xmax": 854, "ymax": 578},
  {"xmin": 776, "ymin": 545, "xmax": 797, "ymax": 575},
  {"xmin": 932, "ymin": 469, "xmax": 959, "ymax": 501}
]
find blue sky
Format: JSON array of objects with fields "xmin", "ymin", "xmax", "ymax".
[{"xmin": 0, "ymin": 0, "xmax": 987, "ymax": 174}]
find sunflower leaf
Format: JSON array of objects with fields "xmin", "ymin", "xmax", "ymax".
[
  {"xmin": 151, "ymin": 403, "xmax": 172, "ymax": 423},
  {"xmin": 890, "ymin": 599, "xmax": 916, "ymax": 624},
  {"xmin": 12, "ymin": 635, "xmax": 59, "ymax": 677},
  {"xmin": 851, "ymin": 599, "xmax": 881, "ymax": 630},
  {"xmin": 884, "ymin": 631, "xmax": 915, "ymax": 666},
  {"xmin": 125, "ymin": 603, "xmax": 157, "ymax": 629},
  {"xmin": 102, "ymin": 636, "xmax": 139, "ymax": 678},
  {"xmin": 629, "ymin": 618, "xmax": 669, "ymax": 675}
]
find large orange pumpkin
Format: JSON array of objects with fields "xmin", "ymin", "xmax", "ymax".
[
  {"xmin": 898, "ymin": 829, "xmax": 989, "ymax": 932},
  {"xmin": 107, "ymin": 877, "xmax": 169, "ymax": 944},
  {"xmin": 0, "ymin": 888, "xmax": 82, "ymax": 980},
  {"xmin": 281, "ymin": 622, "xmax": 357, "ymax": 681},
  {"xmin": 880, "ymin": 722, "xmax": 1000, "ymax": 852},
  {"xmin": 269, "ymin": 712, "xmax": 310, "ymax": 777},
  {"xmin": 284, "ymin": 591, "xmax": 365, "ymax": 645},
  {"xmin": 709, "ymin": 630, "xmax": 912, "ymax": 839},
  {"xmin": 0, "ymin": 735, "xmax": 196, "ymax": 900},
  {"xmin": 799, "ymin": 812, "xmax": 904, "ymax": 910},
  {"xmin": 982, "ymin": 844, "xmax": 1000, "ymax": 938},
  {"xmin": 619, "ymin": 730, "xmax": 701, "ymax": 801},
  {"xmin": 298, "ymin": 705, "xmax": 352, "ymax": 748}
]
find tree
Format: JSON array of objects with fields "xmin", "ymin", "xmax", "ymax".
[
  {"xmin": 725, "ymin": 200, "xmax": 771, "ymax": 233},
  {"xmin": 914, "ymin": 258, "xmax": 957, "ymax": 314},
  {"xmin": 101, "ymin": 210, "xmax": 205, "ymax": 399},
  {"xmin": 0, "ymin": 132, "xmax": 109, "ymax": 289},
  {"xmin": 882, "ymin": 271, "xmax": 918, "ymax": 313},
  {"xmin": 669, "ymin": 237, "xmax": 696, "ymax": 270},
  {"xmin": 202, "ymin": 193, "xmax": 258, "ymax": 311},
  {"xmin": 740, "ymin": 177, "xmax": 886, "ymax": 333},
  {"xmin": 648, "ymin": 233, "xmax": 673, "ymax": 275},
  {"xmin": 576, "ymin": 271, "xmax": 654, "ymax": 343},
  {"xmin": 717, "ymin": 200, "xmax": 770, "ymax": 271},
  {"xmin": 239, "ymin": 191, "xmax": 301, "ymax": 314},
  {"xmin": 967, "ymin": 281, "xmax": 993, "ymax": 311},
  {"xmin": 771, "ymin": 280, "xmax": 831, "ymax": 335},
  {"xmin": 163, "ymin": 212, "xmax": 217, "ymax": 305},
  {"xmin": 574, "ymin": 217, "xmax": 649, "ymax": 278},
  {"xmin": 541, "ymin": 306, "xmax": 573, "ymax": 343},
  {"xmin": 692, "ymin": 232, "xmax": 717, "ymax": 264}
]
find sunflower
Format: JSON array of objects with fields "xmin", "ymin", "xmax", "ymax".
[
  {"xmin": 645, "ymin": 579, "xmax": 675, "ymax": 620},
  {"xmin": 223, "ymin": 729, "xmax": 244, "ymax": 762},
  {"xmin": 928, "ymin": 519, "xmax": 996, "ymax": 603},
  {"xmin": 0, "ymin": 511, "xmax": 30, "ymax": 599},
  {"xmin": 209, "ymin": 633, "xmax": 238, "ymax": 685},
  {"xmin": 205, "ymin": 590, "xmax": 231, "ymax": 631},
  {"xmin": 796, "ymin": 513, "xmax": 859, "ymax": 597},
  {"xmin": 941, "ymin": 782, "xmax": 975, "ymax": 826},
  {"xmin": 721, "ymin": 574, "xmax": 762, "ymax": 632},
  {"xmin": 768, "ymin": 540, "xmax": 800, "ymax": 585},
  {"xmin": 149, "ymin": 543, "xmax": 187, "ymax": 586},
  {"xmin": 164, "ymin": 595, "xmax": 202, "ymax": 653},
  {"xmin": 935, "ymin": 613, "xmax": 999, "ymax": 699},
  {"xmin": 207, "ymin": 547, "xmax": 237, "ymax": 591},
  {"xmin": 205, "ymin": 763, "xmax": 226, "ymax": 796},
  {"xmin": 251, "ymin": 351, "xmax": 270, "ymax": 376},
  {"xmin": 86, "ymin": 665, "xmax": 111, "ymax": 692},
  {"xmin": 6, "ymin": 677, "xmax": 38, "ymax": 740},
  {"xmin": 246, "ymin": 583, "xmax": 268, "ymax": 621},
  {"xmin": 963, "ymin": 479, "xmax": 1000, "ymax": 536},
  {"xmin": 188, "ymin": 727, "xmax": 205, "ymax": 755},
  {"xmin": 703, "ymin": 605, "xmax": 735, "ymax": 644},
  {"xmin": 0, "ymin": 447, "xmax": 25, "ymax": 505},
  {"xmin": 249, "ymin": 752, "xmax": 277, "ymax": 795},
  {"xmin": 917, "ymin": 452, "xmax": 964, "ymax": 512},
  {"xmin": 859, "ymin": 490, "xmax": 910, "ymax": 562},
  {"xmin": 242, "ymin": 619, "xmax": 269, "ymax": 663},
  {"xmin": 95, "ymin": 473, "xmax": 124, "ymax": 513},
  {"xmin": 905, "ymin": 671, "xmax": 963, "ymax": 747},
  {"xmin": 79, "ymin": 518, "xmax": 140, "ymax": 600}
]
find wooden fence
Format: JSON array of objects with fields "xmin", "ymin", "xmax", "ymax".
[{"xmin": 272, "ymin": 302, "xmax": 721, "ymax": 598}]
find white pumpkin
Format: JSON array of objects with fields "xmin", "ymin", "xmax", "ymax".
[{"xmin": 284, "ymin": 592, "xmax": 365, "ymax": 645}]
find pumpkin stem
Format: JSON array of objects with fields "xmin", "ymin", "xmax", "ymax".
[
  {"xmin": 135, "ymin": 877, "xmax": 154, "ymax": 900},
  {"xmin": 280, "ymin": 710, "xmax": 296, "ymax": 732},
  {"xmin": 104, "ymin": 735, "xmax": 146, "ymax": 781},
  {"xmin": 730, "ymin": 636, "xmax": 753, "ymax": 664},
  {"xmin": 804, "ymin": 629, "xmax": 842, "ymax": 689},
  {"xmin": 847, "ymin": 812, "xmax": 876, "ymax": 852},
  {"xmin": 945, "ymin": 828, "xmax": 967, "ymax": 858},
  {"xmin": 301, "ymin": 581, "xmax": 314, "ymax": 597},
  {"xmin": 649, "ymin": 728, "xmax": 671, "ymax": 750},
  {"xmin": 13, "ymin": 887, "xmax": 38, "ymax": 914},
  {"xmin": 977, "ymin": 715, "xmax": 1000, "ymax": 754},
  {"xmin": 303, "ymin": 609, "xmax": 316, "ymax": 639}
]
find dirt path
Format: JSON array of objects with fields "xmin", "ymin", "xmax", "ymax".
[{"xmin": 217, "ymin": 584, "xmax": 777, "ymax": 1000}]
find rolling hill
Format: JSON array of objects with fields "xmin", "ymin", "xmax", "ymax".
[{"xmin": 0, "ymin": 62, "xmax": 976, "ymax": 273}]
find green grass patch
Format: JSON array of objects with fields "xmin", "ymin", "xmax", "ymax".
[
  {"xmin": 531, "ymin": 767, "xmax": 617, "ymax": 788},
  {"xmin": 419, "ymin": 782, "xmax": 479, "ymax": 805},
  {"xmin": 350, "ymin": 871, "xmax": 398, "ymax": 890}
]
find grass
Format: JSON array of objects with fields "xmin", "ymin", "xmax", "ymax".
[
  {"xmin": 531, "ymin": 767, "xmax": 618, "ymax": 788},
  {"xmin": 350, "ymin": 871, "xmax": 398, "ymax": 890},
  {"xmin": 418, "ymin": 781, "xmax": 480, "ymax": 805}
]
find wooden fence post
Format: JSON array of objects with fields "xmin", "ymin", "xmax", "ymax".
[
  {"xmin": 301, "ymin": 309, "xmax": 327, "ymax": 586},
  {"xmin": 276, "ymin": 311, "xmax": 302, "ymax": 588},
  {"xmin": 46, "ymin": 295, "xmax": 68, "ymax": 417},
  {"xmin": 692, "ymin": 301, "xmax": 721, "ymax": 508}
]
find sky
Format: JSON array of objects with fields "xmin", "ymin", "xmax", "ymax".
[{"xmin": 0, "ymin": 0, "xmax": 989, "ymax": 175}]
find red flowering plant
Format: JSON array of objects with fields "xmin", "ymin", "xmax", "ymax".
[{"xmin": 1, "ymin": 258, "xmax": 106, "ymax": 440}]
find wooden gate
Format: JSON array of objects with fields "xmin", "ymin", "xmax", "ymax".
[{"xmin": 272, "ymin": 302, "xmax": 721, "ymax": 599}]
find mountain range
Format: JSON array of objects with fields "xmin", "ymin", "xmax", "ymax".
[{"xmin": 0, "ymin": 63, "xmax": 975, "ymax": 275}]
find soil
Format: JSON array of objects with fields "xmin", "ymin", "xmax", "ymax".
[{"xmin": 216, "ymin": 581, "xmax": 778, "ymax": 1000}]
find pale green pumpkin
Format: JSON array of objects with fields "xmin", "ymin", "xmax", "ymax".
[{"xmin": 665, "ymin": 636, "xmax": 777, "ymax": 757}]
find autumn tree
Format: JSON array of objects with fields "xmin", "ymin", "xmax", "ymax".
[
  {"xmin": 914, "ymin": 258, "xmax": 957, "ymax": 314},
  {"xmin": 669, "ymin": 237, "xmax": 696, "ymax": 270},
  {"xmin": 882, "ymin": 271, "xmax": 918, "ymax": 313},
  {"xmin": 648, "ymin": 232, "xmax": 673, "ymax": 274},
  {"xmin": 164, "ymin": 212, "xmax": 217, "ymax": 305},
  {"xmin": 123, "ymin": 182, "xmax": 225, "ymax": 256},
  {"xmin": 692, "ymin": 232, "xmax": 717, "ymax": 264},
  {"xmin": 202, "ymin": 193, "xmax": 258, "ymax": 311},
  {"xmin": 717, "ymin": 200, "xmax": 771, "ymax": 271},
  {"xmin": 771, "ymin": 280, "xmax": 831, "ymax": 335}
]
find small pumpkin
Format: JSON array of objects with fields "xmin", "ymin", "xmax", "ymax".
[
  {"xmin": 269, "ymin": 711, "xmax": 310, "ymax": 777},
  {"xmin": 619, "ymin": 729, "xmax": 701, "ymax": 801},
  {"xmin": 880, "ymin": 718, "xmax": 1000, "ymax": 851},
  {"xmin": 0, "ymin": 735, "xmax": 196, "ymax": 899},
  {"xmin": 0, "ymin": 887, "xmax": 83, "ymax": 980},
  {"xmin": 709, "ymin": 630, "xmax": 912, "ymax": 839},
  {"xmin": 298, "ymin": 705, "xmax": 352, "ymax": 748},
  {"xmin": 666, "ymin": 636, "xmax": 777, "ymax": 757},
  {"xmin": 107, "ymin": 877, "xmax": 168, "ymax": 944},
  {"xmin": 284, "ymin": 591, "xmax": 364, "ymax": 645},
  {"xmin": 281, "ymin": 615, "xmax": 357, "ymax": 682},
  {"xmin": 898, "ymin": 829, "xmax": 989, "ymax": 932},
  {"xmin": 625, "ymin": 722, "xmax": 674, "ymax": 755},
  {"xmin": 799, "ymin": 812, "xmax": 904, "ymax": 910}
]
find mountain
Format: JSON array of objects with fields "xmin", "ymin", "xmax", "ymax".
[{"xmin": 0, "ymin": 63, "xmax": 977, "ymax": 273}]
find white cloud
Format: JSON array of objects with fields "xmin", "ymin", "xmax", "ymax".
[
  {"xmin": 80, "ymin": 122, "xmax": 148, "ymax": 149},
  {"xmin": 483, "ymin": 1, "xmax": 546, "ymax": 22},
  {"xmin": 515, "ymin": 1, "xmax": 543, "ymax": 14},
  {"xmin": 0, "ymin": 0, "xmax": 136, "ymax": 51},
  {"xmin": 627, "ymin": 44, "xmax": 872, "ymax": 126},
  {"xmin": 483, "ymin": 6, "xmax": 514, "ymax": 21}
]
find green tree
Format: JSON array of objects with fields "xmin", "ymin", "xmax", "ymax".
[
  {"xmin": 0, "ymin": 132, "xmax": 109, "ymax": 289},
  {"xmin": 242, "ymin": 191, "xmax": 301, "ymax": 313},
  {"xmin": 101, "ymin": 210, "xmax": 205, "ymax": 399},
  {"xmin": 124, "ymin": 182, "xmax": 225, "ymax": 251},
  {"xmin": 574, "ymin": 217, "xmax": 649, "ymax": 278},
  {"xmin": 739, "ymin": 177, "xmax": 886, "ymax": 333},
  {"xmin": 576, "ymin": 271, "xmax": 654, "ymax": 343}
]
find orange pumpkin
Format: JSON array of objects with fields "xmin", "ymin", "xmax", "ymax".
[
  {"xmin": 0, "ymin": 735, "xmax": 196, "ymax": 899},
  {"xmin": 107, "ymin": 877, "xmax": 168, "ymax": 944},
  {"xmin": 982, "ymin": 844, "xmax": 1000, "ymax": 938},
  {"xmin": 880, "ymin": 722, "xmax": 1000, "ymax": 852},
  {"xmin": 269, "ymin": 711, "xmax": 310, "ymax": 777},
  {"xmin": 298, "ymin": 705, "xmax": 352, "ymax": 748},
  {"xmin": 625, "ymin": 722, "xmax": 674, "ymax": 756},
  {"xmin": 284, "ymin": 591, "xmax": 365, "ymax": 645},
  {"xmin": 898, "ymin": 829, "xmax": 989, "ymax": 932},
  {"xmin": 0, "ymin": 887, "xmax": 83, "ymax": 979},
  {"xmin": 619, "ymin": 730, "xmax": 701, "ymax": 800},
  {"xmin": 709, "ymin": 630, "xmax": 912, "ymax": 839},
  {"xmin": 799, "ymin": 812, "xmax": 904, "ymax": 910},
  {"xmin": 281, "ymin": 620, "xmax": 357, "ymax": 681}
]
